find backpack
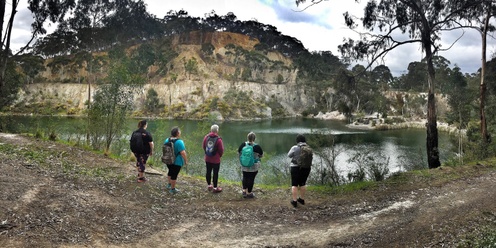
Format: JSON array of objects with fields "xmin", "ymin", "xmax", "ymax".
[
  {"xmin": 239, "ymin": 142, "xmax": 255, "ymax": 167},
  {"xmin": 161, "ymin": 138, "xmax": 177, "ymax": 164},
  {"xmin": 130, "ymin": 130, "xmax": 145, "ymax": 154},
  {"xmin": 297, "ymin": 144, "xmax": 313, "ymax": 168},
  {"xmin": 205, "ymin": 136, "xmax": 219, "ymax": 157}
]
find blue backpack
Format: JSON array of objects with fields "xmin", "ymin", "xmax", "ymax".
[{"xmin": 239, "ymin": 142, "xmax": 255, "ymax": 167}]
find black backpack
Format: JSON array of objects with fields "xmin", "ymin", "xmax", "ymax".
[
  {"xmin": 130, "ymin": 130, "xmax": 145, "ymax": 154},
  {"xmin": 205, "ymin": 136, "xmax": 219, "ymax": 157}
]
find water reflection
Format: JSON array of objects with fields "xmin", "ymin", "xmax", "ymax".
[{"xmin": 2, "ymin": 116, "xmax": 455, "ymax": 183}]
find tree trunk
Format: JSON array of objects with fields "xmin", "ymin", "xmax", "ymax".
[
  {"xmin": 479, "ymin": 7, "xmax": 491, "ymax": 143},
  {"xmin": 1, "ymin": 0, "xmax": 16, "ymax": 90},
  {"xmin": 426, "ymin": 91, "xmax": 440, "ymax": 168},
  {"xmin": 424, "ymin": 34, "xmax": 441, "ymax": 169},
  {"xmin": 0, "ymin": 0, "xmax": 19, "ymax": 108}
]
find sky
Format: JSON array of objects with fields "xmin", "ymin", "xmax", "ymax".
[{"xmin": 9, "ymin": 0, "xmax": 496, "ymax": 76}]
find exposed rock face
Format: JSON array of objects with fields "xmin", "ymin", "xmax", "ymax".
[
  {"xmin": 11, "ymin": 31, "xmax": 449, "ymax": 120},
  {"xmin": 13, "ymin": 32, "xmax": 315, "ymax": 118}
]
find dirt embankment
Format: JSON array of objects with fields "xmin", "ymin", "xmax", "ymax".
[{"xmin": 1, "ymin": 133, "xmax": 495, "ymax": 247}]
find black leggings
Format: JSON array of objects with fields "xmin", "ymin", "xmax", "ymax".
[
  {"xmin": 167, "ymin": 164, "xmax": 182, "ymax": 180},
  {"xmin": 135, "ymin": 153, "xmax": 149, "ymax": 173},
  {"xmin": 242, "ymin": 171, "xmax": 258, "ymax": 193},
  {"xmin": 206, "ymin": 162, "xmax": 220, "ymax": 187}
]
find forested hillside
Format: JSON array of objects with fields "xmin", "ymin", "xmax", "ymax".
[{"xmin": 8, "ymin": 4, "xmax": 488, "ymax": 123}]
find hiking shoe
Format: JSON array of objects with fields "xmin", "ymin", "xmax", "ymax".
[
  {"xmin": 207, "ymin": 185, "xmax": 214, "ymax": 191},
  {"xmin": 242, "ymin": 192, "xmax": 247, "ymax": 198},
  {"xmin": 297, "ymin": 198, "xmax": 305, "ymax": 205},
  {"xmin": 137, "ymin": 177, "xmax": 147, "ymax": 183},
  {"xmin": 246, "ymin": 193, "xmax": 255, "ymax": 199},
  {"xmin": 169, "ymin": 188, "xmax": 180, "ymax": 194},
  {"xmin": 166, "ymin": 183, "xmax": 172, "ymax": 189},
  {"xmin": 212, "ymin": 187, "xmax": 223, "ymax": 193},
  {"xmin": 290, "ymin": 200, "xmax": 298, "ymax": 208}
]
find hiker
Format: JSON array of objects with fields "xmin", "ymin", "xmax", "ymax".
[
  {"xmin": 131, "ymin": 120, "xmax": 154, "ymax": 183},
  {"xmin": 164, "ymin": 127, "xmax": 188, "ymax": 194},
  {"xmin": 202, "ymin": 124, "xmax": 225, "ymax": 193},
  {"xmin": 287, "ymin": 134, "xmax": 312, "ymax": 207},
  {"xmin": 238, "ymin": 132, "xmax": 263, "ymax": 198}
]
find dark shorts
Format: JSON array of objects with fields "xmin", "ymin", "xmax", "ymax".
[
  {"xmin": 291, "ymin": 166, "xmax": 311, "ymax": 187},
  {"xmin": 167, "ymin": 164, "xmax": 182, "ymax": 180}
]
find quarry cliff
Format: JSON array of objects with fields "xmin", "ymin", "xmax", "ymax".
[{"xmin": 13, "ymin": 31, "xmax": 315, "ymax": 120}]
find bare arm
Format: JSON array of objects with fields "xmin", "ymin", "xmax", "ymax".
[
  {"xmin": 180, "ymin": 150, "xmax": 188, "ymax": 165},
  {"xmin": 149, "ymin": 142, "xmax": 154, "ymax": 155}
]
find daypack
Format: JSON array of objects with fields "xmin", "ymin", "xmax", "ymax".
[
  {"xmin": 130, "ymin": 130, "xmax": 145, "ymax": 154},
  {"xmin": 239, "ymin": 142, "xmax": 255, "ymax": 167},
  {"xmin": 162, "ymin": 138, "xmax": 177, "ymax": 164},
  {"xmin": 205, "ymin": 136, "xmax": 219, "ymax": 157},
  {"xmin": 297, "ymin": 143, "xmax": 313, "ymax": 168}
]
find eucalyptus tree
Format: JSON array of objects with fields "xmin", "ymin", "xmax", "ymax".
[
  {"xmin": 294, "ymin": 50, "xmax": 345, "ymax": 112},
  {"xmin": 431, "ymin": 56, "xmax": 452, "ymax": 94},
  {"xmin": 456, "ymin": 0, "xmax": 496, "ymax": 143},
  {"xmin": 33, "ymin": 22, "xmax": 78, "ymax": 57},
  {"xmin": 403, "ymin": 61, "xmax": 428, "ymax": 92},
  {"xmin": 296, "ymin": 0, "xmax": 473, "ymax": 168},
  {"xmin": 484, "ymin": 56, "xmax": 496, "ymax": 139},
  {"xmin": 0, "ymin": 0, "xmax": 75, "ymax": 109},
  {"xmin": 105, "ymin": 0, "xmax": 163, "ymax": 43},
  {"xmin": 69, "ymin": 0, "xmax": 112, "ymax": 51},
  {"xmin": 445, "ymin": 65, "xmax": 473, "ymax": 128},
  {"xmin": 371, "ymin": 65, "xmax": 393, "ymax": 91},
  {"xmin": 15, "ymin": 53, "xmax": 45, "ymax": 84},
  {"xmin": 163, "ymin": 10, "xmax": 201, "ymax": 36}
]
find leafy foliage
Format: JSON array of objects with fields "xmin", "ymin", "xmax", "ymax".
[
  {"xmin": 144, "ymin": 88, "xmax": 164, "ymax": 114},
  {"xmin": 0, "ymin": 61, "xmax": 23, "ymax": 111},
  {"xmin": 87, "ymin": 59, "xmax": 143, "ymax": 152},
  {"xmin": 347, "ymin": 145, "xmax": 390, "ymax": 182}
]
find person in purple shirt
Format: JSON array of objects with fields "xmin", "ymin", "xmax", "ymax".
[{"xmin": 202, "ymin": 124, "xmax": 225, "ymax": 193}]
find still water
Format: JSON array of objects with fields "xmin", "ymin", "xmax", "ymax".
[{"xmin": 2, "ymin": 116, "xmax": 455, "ymax": 183}]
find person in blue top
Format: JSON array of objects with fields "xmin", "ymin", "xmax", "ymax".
[{"xmin": 164, "ymin": 127, "xmax": 188, "ymax": 194}]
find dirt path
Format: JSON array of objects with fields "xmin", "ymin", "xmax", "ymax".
[{"xmin": 0, "ymin": 133, "xmax": 495, "ymax": 247}]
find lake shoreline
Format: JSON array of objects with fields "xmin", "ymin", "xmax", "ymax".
[{"xmin": 313, "ymin": 111, "xmax": 462, "ymax": 134}]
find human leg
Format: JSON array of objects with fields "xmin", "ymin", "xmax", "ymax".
[
  {"xmin": 166, "ymin": 164, "xmax": 174, "ymax": 188},
  {"xmin": 290, "ymin": 166, "xmax": 300, "ymax": 206},
  {"xmin": 290, "ymin": 166, "xmax": 300, "ymax": 201},
  {"xmin": 247, "ymin": 171, "xmax": 258, "ymax": 193},
  {"xmin": 298, "ymin": 186, "xmax": 306, "ymax": 205},
  {"xmin": 212, "ymin": 163, "xmax": 220, "ymax": 188},
  {"xmin": 242, "ymin": 171, "xmax": 248, "ymax": 196},
  {"xmin": 168, "ymin": 165, "xmax": 182, "ymax": 193},
  {"xmin": 205, "ymin": 162, "xmax": 213, "ymax": 186},
  {"xmin": 136, "ymin": 154, "xmax": 146, "ymax": 182},
  {"xmin": 297, "ymin": 168, "xmax": 311, "ymax": 204}
]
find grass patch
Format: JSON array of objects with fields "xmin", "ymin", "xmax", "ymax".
[{"xmin": 461, "ymin": 219, "xmax": 496, "ymax": 248}]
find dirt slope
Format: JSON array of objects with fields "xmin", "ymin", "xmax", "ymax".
[{"xmin": 0, "ymin": 133, "xmax": 495, "ymax": 247}]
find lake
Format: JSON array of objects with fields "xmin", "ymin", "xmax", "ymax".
[{"xmin": 1, "ymin": 115, "xmax": 456, "ymax": 185}]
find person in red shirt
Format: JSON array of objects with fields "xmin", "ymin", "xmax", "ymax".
[{"xmin": 202, "ymin": 124, "xmax": 225, "ymax": 193}]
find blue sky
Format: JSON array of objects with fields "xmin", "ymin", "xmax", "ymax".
[{"xmin": 10, "ymin": 0, "xmax": 495, "ymax": 76}]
